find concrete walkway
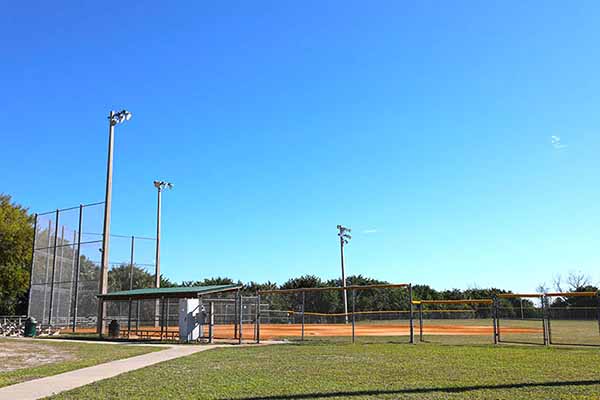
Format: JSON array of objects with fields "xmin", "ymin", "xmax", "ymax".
[{"xmin": 0, "ymin": 344, "xmax": 222, "ymax": 400}]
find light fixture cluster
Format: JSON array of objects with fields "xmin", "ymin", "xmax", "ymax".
[
  {"xmin": 153, "ymin": 180, "xmax": 174, "ymax": 191},
  {"xmin": 109, "ymin": 110, "xmax": 132, "ymax": 126},
  {"xmin": 337, "ymin": 225, "xmax": 352, "ymax": 245}
]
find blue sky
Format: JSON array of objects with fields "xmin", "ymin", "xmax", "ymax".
[{"xmin": 2, "ymin": 1, "xmax": 600, "ymax": 292}]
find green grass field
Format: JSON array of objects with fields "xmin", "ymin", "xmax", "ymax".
[
  {"xmin": 0, "ymin": 338, "xmax": 159, "ymax": 388},
  {"xmin": 48, "ymin": 341, "xmax": 600, "ymax": 400}
]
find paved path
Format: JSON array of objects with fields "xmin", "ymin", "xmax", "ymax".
[{"xmin": 0, "ymin": 344, "xmax": 221, "ymax": 400}]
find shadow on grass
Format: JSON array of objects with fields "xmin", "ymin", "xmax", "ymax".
[{"xmin": 225, "ymin": 379, "xmax": 600, "ymax": 400}]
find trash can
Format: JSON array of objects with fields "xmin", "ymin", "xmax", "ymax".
[
  {"xmin": 24, "ymin": 317, "xmax": 37, "ymax": 337},
  {"xmin": 108, "ymin": 320, "xmax": 120, "ymax": 338}
]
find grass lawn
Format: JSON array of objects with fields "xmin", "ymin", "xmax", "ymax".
[
  {"xmin": 48, "ymin": 341, "xmax": 600, "ymax": 400},
  {"xmin": 0, "ymin": 338, "xmax": 159, "ymax": 388}
]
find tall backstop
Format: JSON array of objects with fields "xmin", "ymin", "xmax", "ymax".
[{"xmin": 28, "ymin": 202, "xmax": 157, "ymax": 332}]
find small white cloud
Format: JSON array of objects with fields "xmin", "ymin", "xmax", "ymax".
[
  {"xmin": 551, "ymin": 135, "xmax": 567, "ymax": 149},
  {"xmin": 362, "ymin": 229, "xmax": 378, "ymax": 234}
]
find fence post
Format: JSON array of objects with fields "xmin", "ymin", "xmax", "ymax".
[
  {"xmin": 596, "ymin": 292, "xmax": 600, "ymax": 337},
  {"xmin": 238, "ymin": 292, "xmax": 243, "ymax": 345},
  {"xmin": 492, "ymin": 296, "xmax": 498, "ymax": 345},
  {"xmin": 72, "ymin": 205, "xmax": 83, "ymax": 332},
  {"xmin": 129, "ymin": 236, "xmax": 135, "ymax": 290},
  {"xmin": 136, "ymin": 300, "xmax": 140, "ymax": 330},
  {"xmin": 27, "ymin": 214, "xmax": 38, "ymax": 319},
  {"xmin": 255, "ymin": 294, "xmax": 261, "ymax": 344},
  {"xmin": 42, "ymin": 219, "xmax": 52, "ymax": 325},
  {"xmin": 127, "ymin": 297, "xmax": 132, "ymax": 338},
  {"xmin": 234, "ymin": 290, "xmax": 239, "ymax": 339},
  {"xmin": 541, "ymin": 295, "xmax": 548, "ymax": 346},
  {"xmin": 56, "ymin": 225, "xmax": 65, "ymax": 325},
  {"xmin": 351, "ymin": 289, "xmax": 356, "ymax": 344},
  {"xmin": 160, "ymin": 297, "xmax": 165, "ymax": 340},
  {"xmin": 419, "ymin": 303, "xmax": 423, "ymax": 342},
  {"xmin": 209, "ymin": 301, "xmax": 214, "ymax": 343},
  {"xmin": 48, "ymin": 210, "xmax": 60, "ymax": 326},
  {"xmin": 409, "ymin": 284, "xmax": 414, "ymax": 344},
  {"xmin": 301, "ymin": 291, "xmax": 305, "ymax": 341}
]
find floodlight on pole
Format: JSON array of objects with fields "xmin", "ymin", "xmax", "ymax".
[
  {"xmin": 98, "ymin": 109, "xmax": 132, "ymax": 335},
  {"xmin": 337, "ymin": 225, "xmax": 351, "ymax": 324},
  {"xmin": 153, "ymin": 180, "xmax": 173, "ymax": 289}
]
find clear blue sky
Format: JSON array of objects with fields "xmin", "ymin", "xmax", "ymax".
[{"xmin": 2, "ymin": 1, "xmax": 599, "ymax": 293}]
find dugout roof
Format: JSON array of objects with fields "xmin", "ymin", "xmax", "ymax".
[{"xmin": 97, "ymin": 284, "xmax": 242, "ymax": 301}]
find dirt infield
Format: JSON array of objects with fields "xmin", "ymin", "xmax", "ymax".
[
  {"xmin": 249, "ymin": 324, "xmax": 542, "ymax": 339},
  {"xmin": 68, "ymin": 323, "xmax": 542, "ymax": 340}
]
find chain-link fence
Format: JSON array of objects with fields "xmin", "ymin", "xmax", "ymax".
[
  {"xmin": 414, "ymin": 299, "xmax": 494, "ymax": 345},
  {"xmin": 495, "ymin": 294, "xmax": 546, "ymax": 345},
  {"xmin": 28, "ymin": 202, "xmax": 157, "ymax": 332},
  {"xmin": 257, "ymin": 284, "xmax": 414, "ymax": 344},
  {"xmin": 546, "ymin": 292, "xmax": 600, "ymax": 346}
]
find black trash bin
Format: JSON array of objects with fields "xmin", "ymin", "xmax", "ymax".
[
  {"xmin": 24, "ymin": 317, "xmax": 37, "ymax": 337},
  {"xmin": 108, "ymin": 320, "xmax": 120, "ymax": 338}
]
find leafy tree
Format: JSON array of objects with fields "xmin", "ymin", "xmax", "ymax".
[{"xmin": 0, "ymin": 194, "xmax": 34, "ymax": 314}]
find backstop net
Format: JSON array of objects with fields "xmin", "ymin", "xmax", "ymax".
[
  {"xmin": 257, "ymin": 284, "xmax": 414, "ymax": 343},
  {"xmin": 28, "ymin": 202, "xmax": 157, "ymax": 333},
  {"xmin": 546, "ymin": 291, "xmax": 600, "ymax": 346},
  {"xmin": 495, "ymin": 293, "xmax": 546, "ymax": 345},
  {"xmin": 414, "ymin": 299, "xmax": 494, "ymax": 344}
]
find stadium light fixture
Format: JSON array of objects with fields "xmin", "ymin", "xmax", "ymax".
[{"xmin": 337, "ymin": 225, "xmax": 351, "ymax": 323}]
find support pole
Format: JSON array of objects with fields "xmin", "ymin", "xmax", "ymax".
[
  {"xmin": 545, "ymin": 295, "xmax": 552, "ymax": 345},
  {"xmin": 67, "ymin": 229, "xmax": 76, "ymax": 328},
  {"xmin": 255, "ymin": 295, "xmax": 260, "ymax": 343},
  {"xmin": 98, "ymin": 111, "xmax": 115, "ymax": 335},
  {"xmin": 98, "ymin": 298, "xmax": 104, "ymax": 336},
  {"xmin": 238, "ymin": 292, "xmax": 243, "ymax": 345},
  {"xmin": 597, "ymin": 293, "xmax": 600, "ymax": 337},
  {"xmin": 209, "ymin": 301, "xmax": 214, "ymax": 344},
  {"xmin": 419, "ymin": 303, "xmax": 423, "ymax": 342},
  {"xmin": 301, "ymin": 291, "xmax": 305, "ymax": 341},
  {"xmin": 165, "ymin": 298, "xmax": 170, "ymax": 334},
  {"xmin": 129, "ymin": 236, "xmax": 135, "ymax": 290},
  {"xmin": 48, "ymin": 210, "xmax": 60, "ymax": 326},
  {"xmin": 42, "ymin": 219, "xmax": 52, "ymax": 324},
  {"xmin": 409, "ymin": 284, "xmax": 414, "ymax": 344},
  {"xmin": 351, "ymin": 289, "xmax": 356, "ymax": 343},
  {"xmin": 160, "ymin": 297, "xmax": 165, "ymax": 340},
  {"xmin": 136, "ymin": 300, "xmax": 140, "ymax": 330},
  {"xmin": 127, "ymin": 297, "xmax": 132, "ymax": 339},
  {"xmin": 541, "ymin": 295, "xmax": 548, "ymax": 346},
  {"xmin": 234, "ymin": 290, "xmax": 239, "ymax": 339},
  {"xmin": 27, "ymin": 214, "xmax": 38, "ymax": 319},
  {"xmin": 495, "ymin": 298, "xmax": 501, "ymax": 343},
  {"xmin": 492, "ymin": 297, "xmax": 498, "ymax": 345},
  {"xmin": 72, "ymin": 205, "xmax": 83, "ymax": 332},
  {"xmin": 56, "ymin": 225, "xmax": 65, "ymax": 325},
  {"xmin": 339, "ymin": 233, "xmax": 349, "ymax": 324}
]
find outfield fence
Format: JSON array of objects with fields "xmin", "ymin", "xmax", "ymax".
[
  {"xmin": 413, "ymin": 299, "xmax": 495, "ymax": 344},
  {"xmin": 257, "ymin": 284, "xmax": 414, "ymax": 344}
]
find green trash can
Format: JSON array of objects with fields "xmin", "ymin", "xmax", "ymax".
[
  {"xmin": 24, "ymin": 317, "xmax": 37, "ymax": 337},
  {"xmin": 108, "ymin": 320, "xmax": 120, "ymax": 338}
]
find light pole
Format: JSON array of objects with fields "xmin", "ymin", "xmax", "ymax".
[
  {"xmin": 337, "ymin": 225, "xmax": 351, "ymax": 324},
  {"xmin": 98, "ymin": 109, "xmax": 132, "ymax": 335},
  {"xmin": 153, "ymin": 180, "xmax": 173, "ymax": 288}
]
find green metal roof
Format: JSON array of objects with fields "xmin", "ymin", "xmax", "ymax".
[{"xmin": 97, "ymin": 284, "xmax": 242, "ymax": 300}]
